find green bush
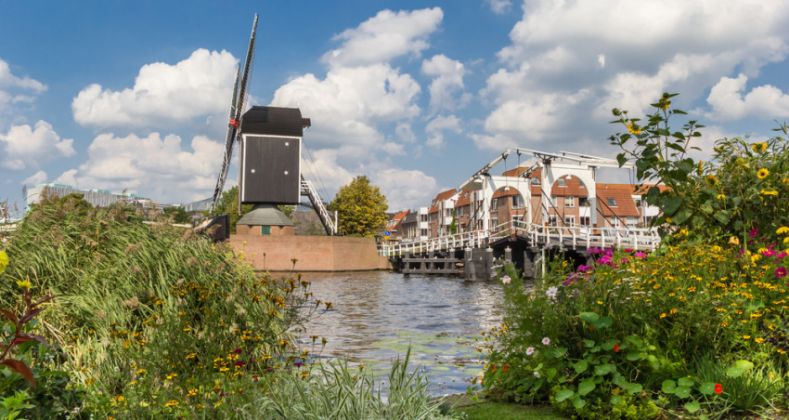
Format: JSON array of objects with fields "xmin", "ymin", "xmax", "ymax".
[
  {"xmin": 0, "ymin": 194, "xmax": 313, "ymax": 416},
  {"xmin": 483, "ymin": 94, "xmax": 788, "ymax": 418}
]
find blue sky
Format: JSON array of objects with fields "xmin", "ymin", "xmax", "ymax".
[{"xmin": 2, "ymin": 1, "xmax": 789, "ymax": 214}]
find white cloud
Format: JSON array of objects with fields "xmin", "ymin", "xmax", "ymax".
[
  {"xmin": 422, "ymin": 54, "xmax": 469, "ymax": 112},
  {"xmin": 395, "ymin": 122, "xmax": 416, "ymax": 143},
  {"xmin": 54, "ymin": 132, "xmax": 223, "ymax": 203},
  {"xmin": 425, "ymin": 114, "xmax": 462, "ymax": 148},
  {"xmin": 72, "ymin": 49, "xmax": 238, "ymax": 128},
  {"xmin": 0, "ymin": 121, "xmax": 75, "ymax": 170},
  {"xmin": 21, "ymin": 170, "xmax": 47, "ymax": 186},
  {"xmin": 706, "ymin": 74, "xmax": 789, "ymax": 120},
  {"xmin": 323, "ymin": 8, "xmax": 443, "ymax": 67},
  {"xmin": 0, "ymin": 59, "xmax": 46, "ymax": 93},
  {"xmin": 371, "ymin": 167, "xmax": 438, "ymax": 210},
  {"xmin": 272, "ymin": 64, "xmax": 421, "ymax": 151},
  {"xmin": 487, "ymin": 0, "xmax": 513, "ymax": 15},
  {"xmin": 478, "ymin": 0, "xmax": 789, "ymax": 153}
]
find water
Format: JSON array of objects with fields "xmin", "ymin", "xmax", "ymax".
[{"xmin": 297, "ymin": 271, "xmax": 503, "ymax": 396}]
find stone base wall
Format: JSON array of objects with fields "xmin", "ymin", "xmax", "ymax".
[
  {"xmin": 236, "ymin": 225, "xmax": 295, "ymax": 237},
  {"xmin": 229, "ymin": 235, "xmax": 391, "ymax": 272}
]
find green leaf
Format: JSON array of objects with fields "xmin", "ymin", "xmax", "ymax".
[
  {"xmin": 583, "ymin": 339, "xmax": 595, "ymax": 348},
  {"xmin": 623, "ymin": 382, "xmax": 643, "ymax": 395},
  {"xmin": 678, "ymin": 377, "xmax": 694, "ymax": 388},
  {"xmin": 625, "ymin": 352, "xmax": 643, "ymax": 361},
  {"xmin": 593, "ymin": 317, "xmax": 613, "ymax": 329},
  {"xmin": 572, "ymin": 396, "xmax": 586, "ymax": 410},
  {"xmin": 726, "ymin": 360, "xmax": 754, "ymax": 378},
  {"xmin": 698, "ymin": 382, "xmax": 715, "ymax": 396},
  {"xmin": 610, "ymin": 395, "xmax": 623, "ymax": 406},
  {"xmin": 662, "ymin": 379, "xmax": 677, "ymax": 394},
  {"xmin": 663, "ymin": 196, "xmax": 682, "ymax": 215},
  {"xmin": 578, "ymin": 379, "xmax": 596, "ymax": 396},
  {"xmin": 684, "ymin": 401, "xmax": 700, "ymax": 413},
  {"xmin": 672, "ymin": 208, "xmax": 692, "ymax": 225},
  {"xmin": 572, "ymin": 360, "xmax": 589, "ymax": 374},
  {"xmin": 579, "ymin": 312, "xmax": 600, "ymax": 323},
  {"xmin": 546, "ymin": 367, "xmax": 557, "ymax": 381},
  {"xmin": 713, "ymin": 211, "xmax": 730, "ymax": 225},
  {"xmin": 674, "ymin": 386, "xmax": 692, "ymax": 399},
  {"xmin": 594, "ymin": 363, "xmax": 616, "ymax": 376},
  {"xmin": 555, "ymin": 389, "xmax": 574, "ymax": 402},
  {"xmin": 617, "ymin": 153, "xmax": 627, "ymax": 167}
]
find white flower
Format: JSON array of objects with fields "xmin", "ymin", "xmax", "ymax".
[
  {"xmin": 533, "ymin": 371, "xmax": 541, "ymax": 378},
  {"xmin": 542, "ymin": 337, "xmax": 551, "ymax": 346},
  {"xmin": 526, "ymin": 346, "xmax": 535, "ymax": 356},
  {"xmin": 501, "ymin": 275, "xmax": 512, "ymax": 285},
  {"xmin": 545, "ymin": 286, "xmax": 558, "ymax": 301}
]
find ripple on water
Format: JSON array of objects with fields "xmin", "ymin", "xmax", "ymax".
[{"xmin": 298, "ymin": 271, "xmax": 503, "ymax": 396}]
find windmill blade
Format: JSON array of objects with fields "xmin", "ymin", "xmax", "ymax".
[{"xmin": 210, "ymin": 14, "xmax": 259, "ymax": 211}]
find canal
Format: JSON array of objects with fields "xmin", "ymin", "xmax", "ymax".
[{"xmin": 298, "ymin": 271, "xmax": 504, "ymax": 396}]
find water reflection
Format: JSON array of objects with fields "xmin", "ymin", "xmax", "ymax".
[{"xmin": 298, "ymin": 271, "xmax": 503, "ymax": 396}]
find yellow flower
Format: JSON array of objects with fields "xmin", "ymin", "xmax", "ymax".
[
  {"xmin": 678, "ymin": 228, "xmax": 689, "ymax": 237},
  {"xmin": 660, "ymin": 313, "xmax": 667, "ymax": 319},
  {"xmin": 164, "ymin": 400, "xmax": 179, "ymax": 408},
  {"xmin": 716, "ymin": 193, "xmax": 726, "ymax": 200},
  {"xmin": 756, "ymin": 168, "xmax": 769, "ymax": 179},
  {"xmin": 187, "ymin": 388, "xmax": 198, "ymax": 398},
  {"xmin": 760, "ymin": 189, "xmax": 778, "ymax": 197},
  {"xmin": 665, "ymin": 217, "xmax": 672, "ymax": 224},
  {"xmin": 705, "ymin": 175, "xmax": 718, "ymax": 186},
  {"xmin": 784, "ymin": 237, "xmax": 789, "ymax": 245},
  {"xmin": 728, "ymin": 236, "xmax": 740, "ymax": 246},
  {"xmin": 626, "ymin": 121, "xmax": 643, "ymax": 135},
  {"xmin": 742, "ymin": 335, "xmax": 751, "ymax": 340},
  {"xmin": 0, "ymin": 250, "xmax": 8, "ymax": 274},
  {"xmin": 16, "ymin": 278, "xmax": 32, "ymax": 290},
  {"xmin": 776, "ymin": 226, "xmax": 789, "ymax": 235},
  {"xmin": 751, "ymin": 142, "xmax": 768, "ymax": 153},
  {"xmin": 165, "ymin": 372, "xmax": 177, "ymax": 381}
]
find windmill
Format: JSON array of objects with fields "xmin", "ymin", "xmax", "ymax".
[{"xmin": 198, "ymin": 13, "xmax": 337, "ymax": 241}]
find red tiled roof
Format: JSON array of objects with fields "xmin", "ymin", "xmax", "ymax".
[
  {"xmin": 502, "ymin": 166, "xmax": 531, "ymax": 177},
  {"xmin": 596, "ymin": 183, "xmax": 640, "ymax": 217},
  {"xmin": 455, "ymin": 189, "xmax": 472, "ymax": 207},
  {"xmin": 433, "ymin": 188, "xmax": 457, "ymax": 202},
  {"xmin": 492, "ymin": 188, "xmax": 519, "ymax": 199},
  {"xmin": 428, "ymin": 204, "xmax": 439, "ymax": 214}
]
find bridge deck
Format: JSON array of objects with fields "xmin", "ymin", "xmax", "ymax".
[{"xmin": 379, "ymin": 220, "xmax": 659, "ymax": 257}]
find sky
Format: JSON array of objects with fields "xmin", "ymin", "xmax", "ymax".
[{"xmin": 2, "ymin": 0, "xmax": 789, "ymax": 215}]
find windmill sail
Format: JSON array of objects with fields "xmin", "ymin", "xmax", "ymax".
[{"xmin": 210, "ymin": 14, "xmax": 259, "ymax": 211}]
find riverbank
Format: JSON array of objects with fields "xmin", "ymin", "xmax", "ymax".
[
  {"xmin": 229, "ymin": 234, "xmax": 391, "ymax": 271},
  {"xmin": 443, "ymin": 394, "xmax": 564, "ymax": 419}
]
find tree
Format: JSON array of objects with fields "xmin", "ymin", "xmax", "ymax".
[
  {"xmin": 328, "ymin": 176, "xmax": 388, "ymax": 237},
  {"xmin": 162, "ymin": 206, "xmax": 191, "ymax": 224},
  {"xmin": 209, "ymin": 186, "xmax": 253, "ymax": 233}
]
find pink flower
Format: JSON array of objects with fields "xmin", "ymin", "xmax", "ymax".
[
  {"xmin": 776, "ymin": 252, "xmax": 787, "ymax": 260},
  {"xmin": 577, "ymin": 264, "xmax": 591, "ymax": 273},
  {"xmin": 762, "ymin": 249, "xmax": 776, "ymax": 257},
  {"xmin": 598, "ymin": 255, "xmax": 613, "ymax": 265},
  {"xmin": 501, "ymin": 275, "xmax": 512, "ymax": 285},
  {"xmin": 624, "ymin": 248, "xmax": 634, "ymax": 253},
  {"xmin": 588, "ymin": 247, "xmax": 603, "ymax": 255},
  {"xmin": 526, "ymin": 346, "xmax": 535, "ymax": 356},
  {"xmin": 541, "ymin": 337, "xmax": 551, "ymax": 346},
  {"xmin": 634, "ymin": 251, "xmax": 647, "ymax": 260},
  {"xmin": 776, "ymin": 266, "xmax": 787, "ymax": 278},
  {"xmin": 749, "ymin": 227, "xmax": 759, "ymax": 238}
]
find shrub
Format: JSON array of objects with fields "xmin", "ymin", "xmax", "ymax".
[{"xmin": 0, "ymin": 194, "xmax": 316, "ymax": 416}]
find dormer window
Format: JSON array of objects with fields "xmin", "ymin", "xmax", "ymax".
[
  {"xmin": 530, "ymin": 177, "xmax": 540, "ymax": 185},
  {"xmin": 608, "ymin": 198, "xmax": 618, "ymax": 207},
  {"xmin": 557, "ymin": 178, "xmax": 567, "ymax": 187}
]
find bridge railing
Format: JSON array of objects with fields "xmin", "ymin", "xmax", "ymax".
[
  {"xmin": 379, "ymin": 228, "xmax": 490, "ymax": 257},
  {"xmin": 516, "ymin": 220, "xmax": 659, "ymax": 251},
  {"xmin": 378, "ymin": 218, "xmax": 661, "ymax": 257}
]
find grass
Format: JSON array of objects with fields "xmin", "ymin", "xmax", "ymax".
[{"xmin": 443, "ymin": 394, "xmax": 565, "ymax": 420}]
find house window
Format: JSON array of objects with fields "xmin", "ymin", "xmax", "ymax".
[
  {"xmin": 550, "ymin": 195, "xmax": 557, "ymax": 206},
  {"xmin": 580, "ymin": 216, "xmax": 591, "ymax": 226},
  {"xmin": 564, "ymin": 196, "xmax": 575, "ymax": 207},
  {"xmin": 530, "ymin": 177, "xmax": 540, "ymax": 185},
  {"xmin": 565, "ymin": 216, "xmax": 575, "ymax": 226},
  {"xmin": 260, "ymin": 225, "xmax": 271, "ymax": 236},
  {"xmin": 579, "ymin": 197, "xmax": 589, "ymax": 206},
  {"xmin": 557, "ymin": 178, "xmax": 567, "ymax": 187},
  {"xmin": 491, "ymin": 198, "xmax": 498, "ymax": 209},
  {"xmin": 607, "ymin": 198, "xmax": 618, "ymax": 207},
  {"xmin": 512, "ymin": 195, "xmax": 523, "ymax": 208},
  {"xmin": 548, "ymin": 215, "xmax": 558, "ymax": 226}
]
